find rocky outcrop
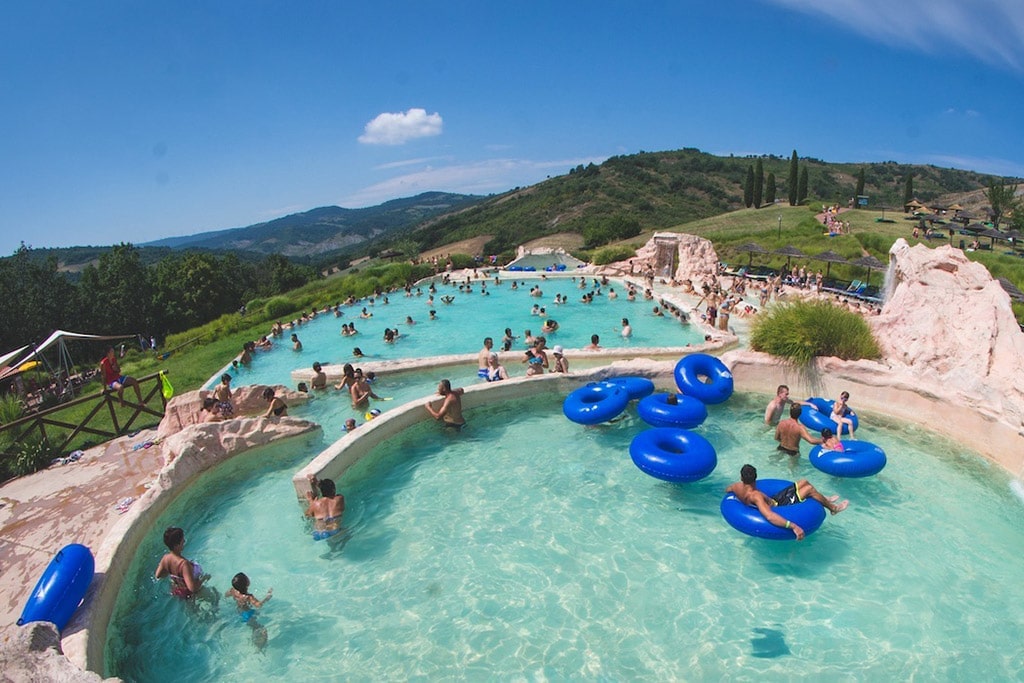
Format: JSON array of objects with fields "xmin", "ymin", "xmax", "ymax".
[
  {"xmin": 871, "ymin": 239, "xmax": 1024, "ymax": 430},
  {"xmin": 157, "ymin": 385, "xmax": 310, "ymax": 439},
  {"xmin": 606, "ymin": 232, "xmax": 720, "ymax": 285},
  {"xmin": 0, "ymin": 623, "xmax": 115, "ymax": 682}
]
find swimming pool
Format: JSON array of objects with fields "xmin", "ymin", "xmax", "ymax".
[
  {"xmin": 105, "ymin": 391, "xmax": 1024, "ymax": 680},
  {"xmin": 216, "ymin": 275, "xmax": 704, "ymax": 390}
]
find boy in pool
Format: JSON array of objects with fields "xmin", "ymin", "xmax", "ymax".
[
  {"xmin": 726, "ymin": 464, "xmax": 848, "ymax": 541},
  {"xmin": 226, "ymin": 572, "xmax": 272, "ymax": 649}
]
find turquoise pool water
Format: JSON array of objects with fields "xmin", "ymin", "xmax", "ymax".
[
  {"xmin": 106, "ymin": 391, "xmax": 1024, "ymax": 680},
  {"xmin": 216, "ymin": 275, "xmax": 703, "ymax": 389}
]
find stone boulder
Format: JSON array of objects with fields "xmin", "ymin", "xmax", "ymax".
[
  {"xmin": 0, "ymin": 622, "xmax": 114, "ymax": 682},
  {"xmin": 157, "ymin": 385, "xmax": 310, "ymax": 439},
  {"xmin": 870, "ymin": 238, "xmax": 1024, "ymax": 429}
]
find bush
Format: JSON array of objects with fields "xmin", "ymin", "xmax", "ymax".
[
  {"xmin": 591, "ymin": 245, "xmax": 636, "ymax": 265},
  {"xmin": 749, "ymin": 300, "xmax": 881, "ymax": 364},
  {"xmin": 264, "ymin": 296, "xmax": 297, "ymax": 319}
]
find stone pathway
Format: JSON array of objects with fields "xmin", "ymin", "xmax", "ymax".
[{"xmin": 0, "ymin": 429, "xmax": 164, "ymax": 646}]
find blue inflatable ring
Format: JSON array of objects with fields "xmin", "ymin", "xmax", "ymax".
[
  {"xmin": 809, "ymin": 440, "xmax": 887, "ymax": 478},
  {"xmin": 720, "ymin": 479, "xmax": 826, "ymax": 540},
  {"xmin": 629, "ymin": 428, "xmax": 717, "ymax": 483},
  {"xmin": 674, "ymin": 354, "xmax": 733, "ymax": 404},
  {"xmin": 603, "ymin": 376, "xmax": 655, "ymax": 401},
  {"xmin": 562, "ymin": 383, "xmax": 630, "ymax": 425},
  {"xmin": 637, "ymin": 393, "xmax": 708, "ymax": 429},
  {"xmin": 799, "ymin": 397, "xmax": 860, "ymax": 435}
]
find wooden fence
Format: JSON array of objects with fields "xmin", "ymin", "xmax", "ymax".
[{"xmin": 0, "ymin": 370, "xmax": 169, "ymax": 456}]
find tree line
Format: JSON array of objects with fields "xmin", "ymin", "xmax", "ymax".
[{"xmin": 0, "ymin": 244, "xmax": 317, "ymax": 354}]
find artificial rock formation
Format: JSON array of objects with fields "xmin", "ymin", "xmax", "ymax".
[
  {"xmin": 611, "ymin": 232, "xmax": 720, "ymax": 285},
  {"xmin": 157, "ymin": 385, "xmax": 310, "ymax": 439},
  {"xmin": 871, "ymin": 239, "xmax": 1024, "ymax": 429}
]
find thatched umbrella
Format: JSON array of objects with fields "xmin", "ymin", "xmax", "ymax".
[
  {"xmin": 978, "ymin": 227, "xmax": 1005, "ymax": 247},
  {"xmin": 810, "ymin": 249, "xmax": 849, "ymax": 279},
  {"xmin": 964, "ymin": 222, "xmax": 988, "ymax": 233},
  {"xmin": 905, "ymin": 199, "xmax": 924, "ymax": 210},
  {"xmin": 773, "ymin": 245, "xmax": 806, "ymax": 272},
  {"xmin": 849, "ymin": 254, "xmax": 886, "ymax": 287},
  {"xmin": 733, "ymin": 242, "xmax": 767, "ymax": 266}
]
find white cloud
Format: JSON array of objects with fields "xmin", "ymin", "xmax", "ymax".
[
  {"xmin": 342, "ymin": 156, "xmax": 606, "ymax": 207},
  {"xmin": 374, "ymin": 156, "xmax": 451, "ymax": 170},
  {"xmin": 358, "ymin": 108, "xmax": 443, "ymax": 145},
  {"xmin": 764, "ymin": 0, "xmax": 1024, "ymax": 71}
]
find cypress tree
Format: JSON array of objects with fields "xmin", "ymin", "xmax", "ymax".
[
  {"xmin": 855, "ymin": 168, "xmax": 865, "ymax": 199},
  {"xmin": 797, "ymin": 166, "xmax": 808, "ymax": 205},
  {"xmin": 788, "ymin": 150, "xmax": 799, "ymax": 205},
  {"xmin": 903, "ymin": 173, "xmax": 914, "ymax": 206},
  {"xmin": 744, "ymin": 165, "xmax": 754, "ymax": 208},
  {"xmin": 753, "ymin": 159, "xmax": 764, "ymax": 208},
  {"xmin": 765, "ymin": 172, "xmax": 777, "ymax": 204}
]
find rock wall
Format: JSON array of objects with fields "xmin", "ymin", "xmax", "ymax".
[
  {"xmin": 609, "ymin": 232, "xmax": 720, "ymax": 284},
  {"xmin": 871, "ymin": 239, "xmax": 1024, "ymax": 431}
]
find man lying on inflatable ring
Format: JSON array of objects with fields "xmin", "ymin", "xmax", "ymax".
[{"xmin": 725, "ymin": 464, "xmax": 848, "ymax": 540}]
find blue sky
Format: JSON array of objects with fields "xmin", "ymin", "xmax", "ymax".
[{"xmin": 2, "ymin": 0, "xmax": 1023, "ymax": 255}]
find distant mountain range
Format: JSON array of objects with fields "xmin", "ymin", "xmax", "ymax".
[
  {"xmin": 142, "ymin": 192, "xmax": 485, "ymax": 257},
  {"xmin": 14, "ymin": 148, "xmax": 1017, "ymax": 273}
]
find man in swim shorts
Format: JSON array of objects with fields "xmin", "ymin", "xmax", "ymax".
[
  {"xmin": 100, "ymin": 346, "xmax": 143, "ymax": 406},
  {"xmin": 305, "ymin": 475, "xmax": 345, "ymax": 540},
  {"xmin": 477, "ymin": 337, "xmax": 493, "ymax": 379},
  {"xmin": 774, "ymin": 404, "xmax": 821, "ymax": 456},
  {"xmin": 726, "ymin": 464, "xmax": 848, "ymax": 540},
  {"xmin": 310, "ymin": 362, "xmax": 327, "ymax": 390},
  {"xmin": 424, "ymin": 379, "xmax": 466, "ymax": 430}
]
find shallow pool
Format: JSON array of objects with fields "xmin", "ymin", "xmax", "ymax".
[
  {"xmin": 105, "ymin": 392, "xmax": 1024, "ymax": 680},
  {"xmin": 217, "ymin": 275, "xmax": 703, "ymax": 389}
]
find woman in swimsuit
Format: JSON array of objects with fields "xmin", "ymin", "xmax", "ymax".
[
  {"xmin": 154, "ymin": 527, "xmax": 207, "ymax": 600},
  {"xmin": 262, "ymin": 388, "xmax": 287, "ymax": 418}
]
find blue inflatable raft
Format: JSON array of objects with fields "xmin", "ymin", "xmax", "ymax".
[{"xmin": 18, "ymin": 543, "xmax": 95, "ymax": 631}]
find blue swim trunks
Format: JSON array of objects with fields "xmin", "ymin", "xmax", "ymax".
[
  {"xmin": 240, "ymin": 608, "xmax": 255, "ymax": 623},
  {"xmin": 477, "ymin": 368, "xmax": 489, "ymax": 379},
  {"xmin": 313, "ymin": 528, "xmax": 340, "ymax": 541}
]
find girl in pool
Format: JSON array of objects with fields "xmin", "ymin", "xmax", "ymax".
[
  {"xmin": 226, "ymin": 572, "xmax": 272, "ymax": 649},
  {"xmin": 820, "ymin": 428, "xmax": 844, "ymax": 452}
]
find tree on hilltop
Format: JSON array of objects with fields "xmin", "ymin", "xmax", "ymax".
[
  {"xmin": 754, "ymin": 159, "xmax": 764, "ymax": 208},
  {"xmin": 855, "ymin": 168, "xmax": 865, "ymax": 199},
  {"xmin": 797, "ymin": 166, "xmax": 809, "ymax": 205},
  {"xmin": 788, "ymin": 150, "xmax": 799, "ymax": 205},
  {"xmin": 744, "ymin": 165, "xmax": 754, "ymax": 208},
  {"xmin": 903, "ymin": 174, "xmax": 914, "ymax": 208},
  {"xmin": 985, "ymin": 177, "xmax": 1019, "ymax": 227},
  {"xmin": 765, "ymin": 172, "xmax": 777, "ymax": 204}
]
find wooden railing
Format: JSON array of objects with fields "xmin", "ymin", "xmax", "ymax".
[{"xmin": 0, "ymin": 370, "xmax": 169, "ymax": 455}]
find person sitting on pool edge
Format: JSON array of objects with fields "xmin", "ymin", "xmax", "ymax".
[
  {"xmin": 726, "ymin": 464, "xmax": 848, "ymax": 541},
  {"xmin": 775, "ymin": 403, "xmax": 821, "ymax": 456},
  {"xmin": 424, "ymin": 379, "xmax": 466, "ymax": 430},
  {"xmin": 262, "ymin": 387, "xmax": 288, "ymax": 418}
]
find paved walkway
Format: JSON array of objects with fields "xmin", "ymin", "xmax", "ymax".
[{"xmin": 0, "ymin": 428, "xmax": 165, "ymax": 646}]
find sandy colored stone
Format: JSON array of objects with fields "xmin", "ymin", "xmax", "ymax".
[{"xmin": 157, "ymin": 385, "xmax": 310, "ymax": 439}]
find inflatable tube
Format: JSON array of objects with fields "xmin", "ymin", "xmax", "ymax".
[
  {"xmin": 603, "ymin": 376, "xmax": 655, "ymax": 401},
  {"xmin": 720, "ymin": 479, "xmax": 826, "ymax": 540},
  {"xmin": 637, "ymin": 393, "xmax": 708, "ymax": 429},
  {"xmin": 809, "ymin": 440, "xmax": 887, "ymax": 478},
  {"xmin": 562, "ymin": 383, "xmax": 630, "ymax": 425},
  {"xmin": 18, "ymin": 543, "xmax": 95, "ymax": 631},
  {"xmin": 799, "ymin": 397, "xmax": 860, "ymax": 435},
  {"xmin": 629, "ymin": 428, "xmax": 717, "ymax": 483},
  {"xmin": 674, "ymin": 354, "xmax": 734, "ymax": 404}
]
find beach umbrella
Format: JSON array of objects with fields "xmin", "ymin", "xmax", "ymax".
[
  {"xmin": 948, "ymin": 203, "xmax": 964, "ymax": 211},
  {"xmin": 964, "ymin": 223, "xmax": 988, "ymax": 233},
  {"xmin": 733, "ymin": 242, "xmax": 767, "ymax": 265},
  {"xmin": 849, "ymin": 254, "xmax": 886, "ymax": 287},
  {"xmin": 773, "ymin": 245, "xmax": 806, "ymax": 272},
  {"xmin": 810, "ymin": 249, "xmax": 849, "ymax": 279}
]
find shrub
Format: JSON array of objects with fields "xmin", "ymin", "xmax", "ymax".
[
  {"xmin": 591, "ymin": 245, "xmax": 636, "ymax": 265},
  {"xmin": 749, "ymin": 300, "xmax": 881, "ymax": 364},
  {"xmin": 264, "ymin": 296, "xmax": 297, "ymax": 319}
]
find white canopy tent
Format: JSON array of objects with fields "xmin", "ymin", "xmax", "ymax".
[{"xmin": 14, "ymin": 330, "xmax": 134, "ymax": 398}]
